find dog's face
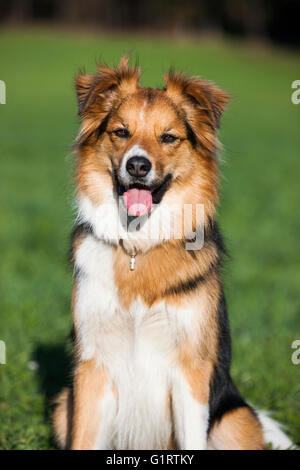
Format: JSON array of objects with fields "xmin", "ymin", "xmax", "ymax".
[
  {"xmin": 75, "ymin": 58, "xmax": 228, "ymax": 247},
  {"xmin": 103, "ymin": 90, "xmax": 197, "ymax": 216}
]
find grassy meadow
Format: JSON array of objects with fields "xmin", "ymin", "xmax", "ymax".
[{"xmin": 0, "ymin": 29, "xmax": 299, "ymax": 449}]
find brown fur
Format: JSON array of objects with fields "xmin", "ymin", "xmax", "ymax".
[
  {"xmin": 71, "ymin": 360, "xmax": 108, "ymax": 450},
  {"xmin": 52, "ymin": 387, "xmax": 73, "ymax": 449},
  {"xmin": 114, "ymin": 238, "xmax": 219, "ymax": 308},
  {"xmin": 208, "ymin": 407, "xmax": 267, "ymax": 450},
  {"xmin": 180, "ymin": 357, "xmax": 213, "ymax": 404}
]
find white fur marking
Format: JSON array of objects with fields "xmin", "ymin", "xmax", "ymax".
[
  {"xmin": 93, "ymin": 385, "xmax": 117, "ymax": 450},
  {"xmin": 257, "ymin": 411, "xmax": 294, "ymax": 450},
  {"xmin": 172, "ymin": 373, "xmax": 208, "ymax": 450},
  {"xmin": 76, "ymin": 191, "xmax": 183, "ymax": 252}
]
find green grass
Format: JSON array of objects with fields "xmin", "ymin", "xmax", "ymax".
[{"xmin": 0, "ymin": 29, "xmax": 299, "ymax": 449}]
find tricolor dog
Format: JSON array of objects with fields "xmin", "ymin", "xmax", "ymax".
[{"xmin": 53, "ymin": 57, "xmax": 292, "ymax": 450}]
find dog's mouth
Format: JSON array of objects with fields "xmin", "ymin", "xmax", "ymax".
[
  {"xmin": 115, "ymin": 173, "xmax": 173, "ymax": 217},
  {"xmin": 123, "ymin": 188, "xmax": 152, "ymax": 217}
]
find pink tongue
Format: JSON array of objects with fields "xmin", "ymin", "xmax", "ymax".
[{"xmin": 123, "ymin": 188, "xmax": 152, "ymax": 216}]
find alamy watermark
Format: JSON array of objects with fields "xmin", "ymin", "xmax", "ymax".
[
  {"xmin": 79, "ymin": 199, "xmax": 206, "ymax": 250},
  {"xmin": 291, "ymin": 80, "xmax": 300, "ymax": 104},
  {"xmin": 0, "ymin": 80, "xmax": 6, "ymax": 104},
  {"xmin": 0, "ymin": 340, "xmax": 6, "ymax": 364},
  {"xmin": 291, "ymin": 340, "xmax": 300, "ymax": 365}
]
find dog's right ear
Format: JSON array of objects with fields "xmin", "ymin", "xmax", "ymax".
[
  {"xmin": 75, "ymin": 73, "xmax": 95, "ymax": 117},
  {"xmin": 75, "ymin": 70, "xmax": 120, "ymax": 120},
  {"xmin": 75, "ymin": 57, "xmax": 140, "ymax": 144},
  {"xmin": 75, "ymin": 56, "xmax": 140, "ymax": 118}
]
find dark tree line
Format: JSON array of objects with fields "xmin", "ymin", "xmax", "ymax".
[{"xmin": 0, "ymin": 0, "xmax": 299, "ymax": 47}]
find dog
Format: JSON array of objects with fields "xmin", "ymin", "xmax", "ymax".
[{"xmin": 53, "ymin": 57, "xmax": 292, "ymax": 450}]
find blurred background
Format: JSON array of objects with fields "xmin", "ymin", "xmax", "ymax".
[
  {"xmin": 1, "ymin": 0, "xmax": 300, "ymax": 47},
  {"xmin": 0, "ymin": 0, "xmax": 299, "ymax": 450}
]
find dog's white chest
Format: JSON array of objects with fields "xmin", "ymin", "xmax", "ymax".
[
  {"xmin": 74, "ymin": 235, "xmax": 191, "ymax": 448},
  {"xmin": 74, "ymin": 235, "xmax": 181, "ymax": 359}
]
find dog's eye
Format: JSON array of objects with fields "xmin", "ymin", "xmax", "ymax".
[
  {"xmin": 112, "ymin": 128, "xmax": 130, "ymax": 139},
  {"xmin": 161, "ymin": 133, "xmax": 178, "ymax": 144}
]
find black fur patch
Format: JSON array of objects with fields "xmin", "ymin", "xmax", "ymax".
[
  {"xmin": 164, "ymin": 262, "xmax": 216, "ymax": 297},
  {"xmin": 165, "ymin": 273, "xmax": 206, "ymax": 297},
  {"xmin": 96, "ymin": 113, "xmax": 110, "ymax": 139},
  {"xmin": 182, "ymin": 219, "xmax": 227, "ymax": 261},
  {"xmin": 184, "ymin": 119, "xmax": 197, "ymax": 148},
  {"xmin": 145, "ymin": 88, "xmax": 155, "ymax": 104},
  {"xmin": 205, "ymin": 218, "xmax": 227, "ymax": 257},
  {"xmin": 151, "ymin": 173, "xmax": 173, "ymax": 205},
  {"xmin": 71, "ymin": 222, "xmax": 93, "ymax": 243},
  {"xmin": 208, "ymin": 290, "xmax": 250, "ymax": 431},
  {"xmin": 69, "ymin": 222, "xmax": 93, "ymax": 263},
  {"xmin": 68, "ymin": 327, "xmax": 76, "ymax": 344}
]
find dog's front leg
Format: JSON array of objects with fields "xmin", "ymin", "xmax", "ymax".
[
  {"xmin": 71, "ymin": 359, "xmax": 116, "ymax": 450},
  {"xmin": 172, "ymin": 360, "xmax": 211, "ymax": 450}
]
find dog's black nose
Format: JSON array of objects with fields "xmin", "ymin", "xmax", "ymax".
[{"xmin": 126, "ymin": 156, "xmax": 152, "ymax": 178}]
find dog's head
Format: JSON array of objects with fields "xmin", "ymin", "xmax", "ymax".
[{"xmin": 75, "ymin": 57, "xmax": 229, "ymax": 250}]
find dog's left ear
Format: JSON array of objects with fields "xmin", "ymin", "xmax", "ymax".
[{"xmin": 164, "ymin": 71, "xmax": 229, "ymax": 129}]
